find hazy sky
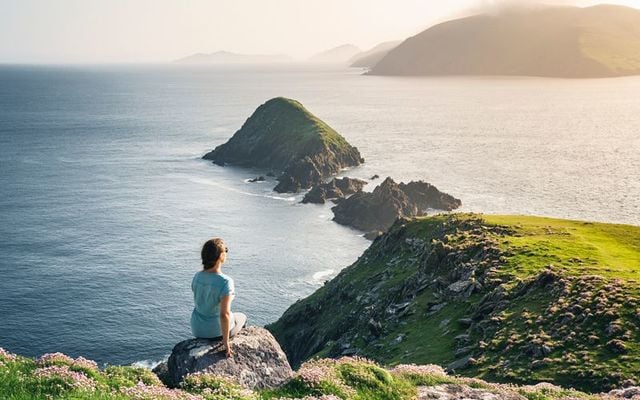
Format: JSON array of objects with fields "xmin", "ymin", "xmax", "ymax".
[{"xmin": 1, "ymin": 0, "xmax": 639, "ymax": 63}]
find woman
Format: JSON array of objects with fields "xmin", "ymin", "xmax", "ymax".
[{"xmin": 190, "ymin": 238, "xmax": 247, "ymax": 357}]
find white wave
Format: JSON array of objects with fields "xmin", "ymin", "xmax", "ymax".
[
  {"xmin": 312, "ymin": 269, "xmax": 334, "ymax": 282},
  {"xmin": 131, "ymin": 356, "xmax": 169, "ymax": 370},
  {"xmin": 184, "ymin": 175, "xmax": 297, "ymax": 202}
]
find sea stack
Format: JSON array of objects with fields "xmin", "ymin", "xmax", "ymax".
[
  {"xmin": 331, "ymin": 177, "xmax": 461, "ymax": 235},
  {"xmin": 203, "ymin": 97, "xmax": 364, "ymax": 193}
]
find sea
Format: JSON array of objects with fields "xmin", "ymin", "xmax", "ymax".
[{"xmin": 0, "ymin": 64, "xmax": 639, "ymax": 367}]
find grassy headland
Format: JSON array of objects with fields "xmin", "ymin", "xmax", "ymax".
[{"xmin": 268, "ymin": 213, "xmax": 640, "ymax": 392}]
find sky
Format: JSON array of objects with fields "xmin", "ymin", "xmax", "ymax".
[{"xmin": 1, "ymin": 0, "xmax": 639, "ymax": 63}]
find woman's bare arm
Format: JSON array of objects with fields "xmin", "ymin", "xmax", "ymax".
[{"xmin": 220, "ymin": 294, "xmax": 232, "ymax": 357}]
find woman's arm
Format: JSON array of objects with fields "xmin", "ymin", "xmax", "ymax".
[{"xmin": 219, "ymin": 294, "xmax": 233, "ymax": 357}]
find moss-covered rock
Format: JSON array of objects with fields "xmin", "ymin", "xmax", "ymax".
[
  {"xmin": 203, "ymin": 97, "xmax": 363, "ymax": 193},
  {"xmin": 267, "ymin": 213, "xmax": 640, "ymax": 392}
]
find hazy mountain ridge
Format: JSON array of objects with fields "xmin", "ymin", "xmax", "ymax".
[
  {"xmin": 174, "ymin": 51, "xmax": 292, "ymax": 64},
  {"xmin": 371, "ymin": 4, "xmax": 640, "ymax": 78},
  {"xmin": 349, "ymin": 41, "xmax": 401, "ymax": 68},
  {"xmin": 308, "ymin": 44, "xmax": 362, "ymax": 64}
]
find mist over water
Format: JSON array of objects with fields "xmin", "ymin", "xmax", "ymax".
[{"xmin": 0, "ymin": 64, "xmax": 638, "ymax": 366}]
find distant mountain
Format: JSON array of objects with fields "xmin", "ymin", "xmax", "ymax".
[
  {"xmin": 371, "ymin": 5, "xmax": 640, "ymax": 78},
  {"xmin": 308, "ymin": 44, "xmax": 361, "ymax": 64},
  {"xmin": 174, "ymin": 51, "xmax": 292, "ymax": 64},
  {"xmin": 349, "ymin": 41, "xmax": 401, "ymax": 68}
]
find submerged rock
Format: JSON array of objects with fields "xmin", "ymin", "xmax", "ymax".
[
  {"xmin": 331, "ymin": 177, "xmax": 461, "ymax": 234},
  {"xmin": 302, "ymin": 177, "xmax": 368, "ymax": 204},
  {"xmin": 203, "ymin": 97, "xmax": 363, "ymax": 193},
  {"xmin": 159, "ymin": 326, "xmax": 292, "ymax": 389}
]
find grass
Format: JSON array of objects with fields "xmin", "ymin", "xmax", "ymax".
[{"xmin": 482, "ymin": 215, "xmax": 640, "ymax": 282}]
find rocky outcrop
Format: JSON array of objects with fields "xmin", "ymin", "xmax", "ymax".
[
  {"xmin": 203, "ymin": 97, "xmax": 363, "ymax": 193},
  {"xmin": 301, "ymin": 177, "xmax": 367, "ymax": 204},
  {"xmin": 157, "ymin": 327, "xmax": 292, "ymax": 390},
  {"xmin": 331, "ymin": 177, "xmax": 461, "ymax": 234}
]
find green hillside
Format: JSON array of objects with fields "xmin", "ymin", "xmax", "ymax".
[
  {"xmin": 371, "ymin": 5, "xmax": 640, "ymax": 78},
  {"xmin": 268, "ymin": 214, "xmax": 640, "ymax": 392}
]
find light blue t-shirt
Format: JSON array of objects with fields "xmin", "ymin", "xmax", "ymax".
[{"xmin": 190, "ymin": 271, "xmax": 236, "ymax": 339}]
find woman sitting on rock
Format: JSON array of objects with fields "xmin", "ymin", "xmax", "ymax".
[{"xmin": 191, "ymin": 238, "xmax": 247, "ymax": 357}]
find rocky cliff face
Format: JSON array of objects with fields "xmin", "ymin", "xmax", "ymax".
[
  {"xmin": 156, "ymin": 326, "xmax": 292, "ymax": 390},
  {"xmin": 267, "ymin": 213, "xmax": 640, "ymax": 392},
  {"xmin": 331, "ymin": 177, "xmax": 461, "ymax": 235},
  {"xmin": 301, "ymin": 177, "xmax": 368, "ymax": 204},
  {"xmin": 203, "ymin": 97, "xmax": 363, "ymax": 193}
]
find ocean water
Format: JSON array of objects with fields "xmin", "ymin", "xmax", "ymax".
[{"xmin": 0, "ymin": 64, "xmax": 638, "ymax": 366}]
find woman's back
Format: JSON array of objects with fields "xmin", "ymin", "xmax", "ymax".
[{"xmin": 190, "ymin": 271, "xmax": 235, "ymax": 338}]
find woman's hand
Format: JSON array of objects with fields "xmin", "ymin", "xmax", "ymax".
[{"xmin": 224, "ymin": 341, "xmax": 233, "ymax": 358}]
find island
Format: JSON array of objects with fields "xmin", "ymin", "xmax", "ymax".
[
  {"xmin": 203, "ymin": 97, "xmax": 364, "ymax": 193},
  {"xmin": 370, "ymin": 5, "xmax": 640, "ymax": 78}
]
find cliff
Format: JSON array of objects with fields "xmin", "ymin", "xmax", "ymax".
[
  {"xmin": 267, "ymin": 213, "xmax": 640, "ymax": 392},
  {"xmin": 203, "ymin": 97, "xmax": 364, "ymax": 193},
  {"xmin": 371, "ymin": 5, "xmax": 640, "ymax": 78}
]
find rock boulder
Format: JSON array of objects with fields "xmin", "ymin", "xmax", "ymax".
[
  {"xmin": 157, "ymin": 326, "xmax": 293, "ymax": 390},
  {"xmin": 302, "ymin": 177, "xmax": 368, "ymax": 204}
]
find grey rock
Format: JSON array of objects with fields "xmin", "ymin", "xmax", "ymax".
[
  {"xmin": 341, "ymin": 348, "xmax": 358, "ymax": 356},
  {"xmin": 419, "ymin": 384, "xmax": 525, "ymax": 400},
  {"xmin": 163, "ymin": 326, "xmax": 292, "ymax": 389},
  {"xmin": 608, "ymin": 386, "xmax": 640, "ymax": 398},
  {"xmin": 447, "ymin": 354, "xmax": 475, "ymax": 371},
  {"xmin": 458, "ymin": 318, "xmax": 473, "ymax": 327},
  {"xmin": 427, "ymin": 302, "xmax": 447, "ymax": 315},
  {"xmin": 392, "ymin": 334, "xmax": 406, "ymax": 345},
  {"xmin": 152, "ymin": 361, "xmax": 170, "ymax": 384}
]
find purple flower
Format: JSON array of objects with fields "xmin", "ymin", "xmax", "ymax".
[
  {"xmin": 33, "ymin": 365, "xmax": 97, "ymax": 392},
  {"xmin": 120, "ymin": 381, "xmax": 205, "ymax": 400},
  {"xmin": 0, "ymin": 347, "xmax": 17, "ymax": 361},
  {"xmin": 390, "ymin": 363, "xmax": 447, "ymax": 377}
]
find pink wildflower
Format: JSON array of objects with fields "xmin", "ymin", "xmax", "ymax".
[
  {"xmin": 37, "ymin": 352, "xmax": 99, "ymax": 371},
  {"xmin": 120, "ymin": 381, "xmax": 204, "ymax": 400},
  {"xmin": 0, "ymin": 347, "xmax": 17, "ymax": 361},
  {"xmin": 37, "ymin": 352, "xmax": 75, "ymax": 366},
  {"xmin": 33, "ymin": 365, "xmax": 97, "ymax": 392},
  {"xmin": 391, "ymin": 363, "xmax": 447, "ymax": 377}
]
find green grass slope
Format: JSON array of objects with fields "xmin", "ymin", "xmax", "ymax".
[
  {"xmin": 371, "ymin": 5, "xmax": 640, "ymax": 78},
  {"xmin": 267, "ymin": 214, "xmax": 640, "ymax": 392}
]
